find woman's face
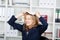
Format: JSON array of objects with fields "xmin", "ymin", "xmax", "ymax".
[{"xmin": 25, "ymin": 15, "xmax": 34, "ymax": 26}]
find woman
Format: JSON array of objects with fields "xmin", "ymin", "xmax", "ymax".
[{"xmin": 7, "ymin": 12, "xmax": 48, "ymax": 40}]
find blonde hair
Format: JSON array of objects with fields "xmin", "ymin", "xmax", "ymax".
[{"xmin": 23, "ymin": 12, "xmax": 39, "ymax": 31}]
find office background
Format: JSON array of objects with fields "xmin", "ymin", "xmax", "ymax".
[{"xmin": 0, "ymin": 0, "xmax": 60, "ymax": 40}]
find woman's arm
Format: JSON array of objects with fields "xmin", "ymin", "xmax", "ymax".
[
  {"xmin": 39, "ymin": 17, "xmax": 48, "ymax": 34},
  {"xmin": 7, "ymin": 15, "xmax": 23, "ymax": 32},
  {"xmin": 39, "ymin": 16, "xmax": 48, "ymax": 27},
  {"xmin": 35, "ymin": 12, "xmax": 48, "ymax": 34}
]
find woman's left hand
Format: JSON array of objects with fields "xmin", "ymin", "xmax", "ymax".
[{"xmin": 35, "ymin": 12, "xmax": 41, "ymax": 18}]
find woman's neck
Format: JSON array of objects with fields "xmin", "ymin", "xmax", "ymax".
[
  {"xmin": 25, "ymin": 24, "xmax": 37, "ymax": 31},
  {"xmin": 28, "ymin": 24, "xmax": 36, "ymax": 29}
]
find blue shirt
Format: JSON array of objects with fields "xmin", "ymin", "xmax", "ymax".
[{"xmin": 7, "ymin": 15, "xmax": 48, "ymax": 40}]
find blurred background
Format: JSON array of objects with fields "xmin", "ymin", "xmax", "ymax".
[{"xmin": 0, "ymin": 0, "xmax": 60, "ymax": 40}]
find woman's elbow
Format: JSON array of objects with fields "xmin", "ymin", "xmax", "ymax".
[
  {"xmin": 44, "ymin": 23, "xmax": 48, "ymax": 31},
  {"xmin": 7, "ymin": 21, "xmax": 10, "ymax": 24},
  {"xmin": 46, "ymin": 23, "xmax": 48, "ymax": 27},
  {"xmin": 7, "ymin": 21, "xmax": 13, "ymax": 26},
  {"xmin": 44, "ymin": 22, "xmax": 48, "ymax": 27},
  {"xmin": 45, "ymin": 23, "xmax": 48, "ymax": 31}
]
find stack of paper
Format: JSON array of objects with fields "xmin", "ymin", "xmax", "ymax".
[
  {"xmin": 6, "ymin": 30, "xmax": 18, "ymax": 37},
  {"xmin": 39, "ymin": 0, "xmax": 55, "ymax": 8}
]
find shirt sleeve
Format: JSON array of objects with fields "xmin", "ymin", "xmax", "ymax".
[
  {"xmin": 7, "ymin": 15, "xmax": 23, "ymax": 32},
  {"xmin": 38, "ymin": 17, "xmax": 48, "ymax": 34}
]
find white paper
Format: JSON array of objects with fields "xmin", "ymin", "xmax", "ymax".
[
  {"xmin": 0, "ymin": 7, "xmax": 3, "ymax": 17},
  {"xmin": 0, "ymin": 22, "xmax": 4, "ymax": 34},
  {"xmin": 13, "ymin": 0, "xmax": 29, "ymax": 3},
  {"xmin": 39, "ymin": 0, "xmax": 55, "ymax": 8},
  {"xmin": 6, "ymin": 30, "xmax": 18, "ymax": 37},
  {"xmin": 31, "ymin": 0, "xmax": 39, "ymax": 6},
  {"xmin": 7, "ymin": 8, "xmax": 14, "ymax": 21},
  {"xmin": 0, "ymin": 0, "xmax": 2, "ymax": 5},
  {"xmin": 9, "ymin": 0, "xmax": 12, "ymax": 6},
  {"xmin": 8, "ymin": 8, "xmax": 14, "ymax": 16},
  {"xmin": 2, "ymin": 7, "xmax": 5, "ymax": 17}
]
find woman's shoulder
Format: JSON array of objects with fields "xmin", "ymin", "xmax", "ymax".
[{"xmin": 36, "ymin": 24, "xmax": 42, "ymax": 28}]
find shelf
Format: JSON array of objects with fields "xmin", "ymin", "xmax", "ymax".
[
  {"xmin": 54, "ymin": 38, "xmax": 60, "ymax": 39},
  {"xmin": 48, "ymin": 22, "xmax": 53, "ymax": 24},
  {"xmin": 0, "ymin": 20, "xmax": 5, "ymax": 22},
  {"xmin": 39, "ymin": 6, "xmax": 54, "ymax": 9},
  {"xmin": 47, "ymin": 37, "xmax": 52, "ymax": 39},
  {"xmin": 56, "ymin": 7, "xmax": 60, "ymax": 9},
  {"xmin": 55, "ymin": 23, "xmax": 60, "ymax": 25},
  {"xmin": 6, "ymin": 36, "xmax": 22, "ymax": 38},
  {"xmin": 0, "ymin": 5, "xmax": 5, "ymax": 7},
  {"xmin": 0, "ymin": 0, "xmax": 59, "ymax": 40},
  {"xmin": 0, "ymin": 34, "xmax": 4, "ymax": 38},
  {"xmin": 0, "ymin": 17, "xmax": 6, "ymax": 21},
  {"xmin": 7, "ymin": 5, "xmax": 30, "ymax": 8},
  {"xmin": 32, "ymin": 6, "xmax": 54, "ymax": 9},
  {"xmin": 31, "ymin": 6, "xmax": 39, "ymax": 8}
]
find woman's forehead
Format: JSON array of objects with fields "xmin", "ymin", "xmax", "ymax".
[{"xmin": 26, "ymin": 15, "xmax": 32, "ymax": 18}]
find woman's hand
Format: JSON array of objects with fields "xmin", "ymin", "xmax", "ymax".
[
  {"xmin": 15, "ymin": 12, "xmax": 25, "ymax": 19},
  {"xmin": 35, "ymin": 12, "xmax": 41, "ymax": 18}
]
